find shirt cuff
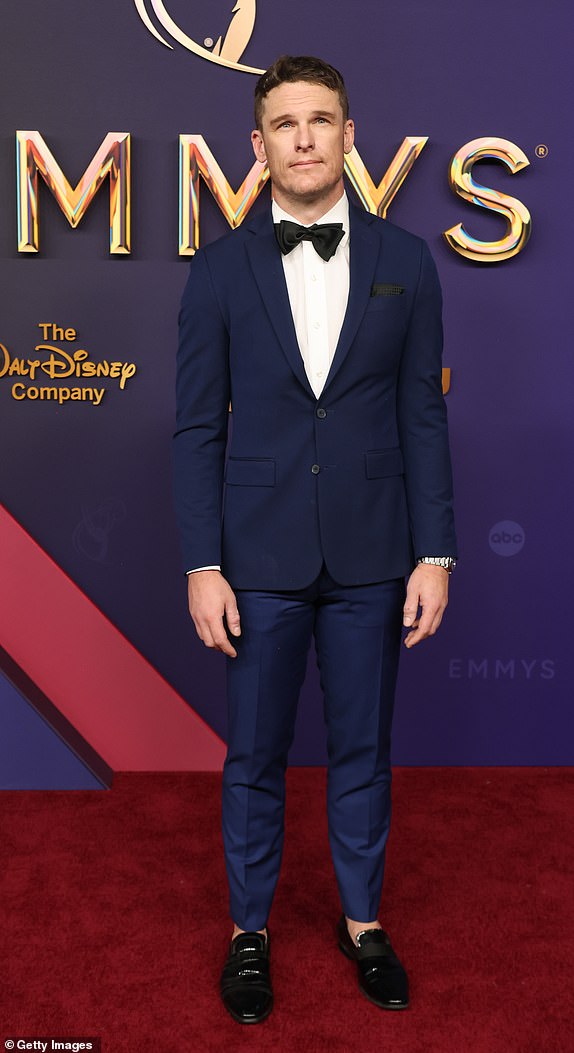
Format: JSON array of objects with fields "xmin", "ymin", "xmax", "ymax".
[{"xmin": 186, "ymin": 566, "xmax": 221, "ymax": 574}]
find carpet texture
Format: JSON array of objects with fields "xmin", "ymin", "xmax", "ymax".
[{"xmin": 2, "ymin": 768, "xmax": 573, "ymax": 1052}]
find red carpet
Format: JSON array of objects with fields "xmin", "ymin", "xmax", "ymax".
[{"xmin": 2, "ymin": 768, "xmax": 573, "ymax": 1052}]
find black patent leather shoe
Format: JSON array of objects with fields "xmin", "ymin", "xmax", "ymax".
[
  {"xmin": 337, "ymin": 915, "xmax": 409, "ymax": 1009},
  {"xmin": 220, "ymin": 930, "xmax": 273, "ymax": 1024}
]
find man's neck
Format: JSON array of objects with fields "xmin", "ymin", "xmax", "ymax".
[{"xmin": 272, "ymin": 185, "xmax": 346, "ymax": 225}]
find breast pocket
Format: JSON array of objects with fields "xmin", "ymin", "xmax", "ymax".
[
  {"xmin": 225, "ymin": 458, "xmax": 276, "ymax": 486},
  {"xmin": 365, "ymin": 293, "xmax": 406, "ymax": 313}
]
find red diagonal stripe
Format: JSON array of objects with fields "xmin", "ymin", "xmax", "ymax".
[{"xmin": 0, "ymin": 503, "xmax": 225, "ymax": 770}]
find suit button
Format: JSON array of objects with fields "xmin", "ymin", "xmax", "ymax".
[
  {"xmin": 311, "ymin": 464, "xmax": 321, "ymax": 474},
  {"xmin": 316, "ymin": 407, "xmax": 327, "ymax": 419}
]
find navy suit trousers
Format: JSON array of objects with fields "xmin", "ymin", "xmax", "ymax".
[{"xmin": 222, "ymin": 565, "xmax": 405, "ymax": 930}]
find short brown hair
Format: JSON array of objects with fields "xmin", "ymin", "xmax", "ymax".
[{"xmin": 254, "ymin": 55, "xmax": 349, "ymax": 129}]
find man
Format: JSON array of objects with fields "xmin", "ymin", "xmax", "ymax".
[{"xmin": 173, "ymin": 55, "xmax": 457, "ymax": 1024}]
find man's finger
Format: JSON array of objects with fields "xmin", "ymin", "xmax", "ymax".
[
  {"xmin": 429, "ymin": 608, "xmax": 445, "ymax": 636},
  {"xmin": 403, "ymin": 594, "xmax": 420, "ymax": 627},
  {"xmin": 225, "ymin": 597, "xmax": 241, "ymax": 637},
  {"xmin": 205, "ymin": 620, "xmax": 238, "ymax": 659},
  {"xmin": 404, "ymin": 600, "xmax": 447, "ymax": 647},
  {"xmin": 215, "ymin": 636, "xmax": 238, "ymax": 659},
  {"xmin": 192, "ymin": 612, "xmax": 237, "ymax": 658},
  {"xmin": 404, "ymin": 624, "xmax": 426, "ymax": 648},
  {"xmin": 404, "ymin": 604, "xmax": 435, "ymax": 647},
  {"xmin": 402, "ymin": 614, "xmax": 429, "ymax": 648}
]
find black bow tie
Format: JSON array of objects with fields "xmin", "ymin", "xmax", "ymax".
[{"xmin": 274, "ymin": 219, "xmax": 345, "ymax": 262}]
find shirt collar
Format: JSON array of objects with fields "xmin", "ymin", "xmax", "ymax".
[{"xmin": 272, "ymin": 192, "xmax": 349, "ymax": 249}]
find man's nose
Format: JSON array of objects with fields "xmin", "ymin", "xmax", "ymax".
[{"xmin": 294, "ymin": 124, "xmax": 315, "ymax": 150}]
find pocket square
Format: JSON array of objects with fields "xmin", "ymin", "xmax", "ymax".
[{"xmin": 371, "ymin": 283, "xmax": 404, "ymax": 296}]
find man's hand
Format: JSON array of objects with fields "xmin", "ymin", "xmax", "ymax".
[
  {"xmin": 187, "ymin": 570, "xmax": 241, "ymax": 658},
  {"xmin": 402, "ymin": 563, "xmax": 449, "ymax": 649}
]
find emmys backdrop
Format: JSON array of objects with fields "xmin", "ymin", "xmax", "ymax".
[{"xmin": 1, "ymin": 0, "xmax": 572, "ymax": 787}]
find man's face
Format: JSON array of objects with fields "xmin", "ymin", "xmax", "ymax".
[{"xmin": 251, "ymin": 80, "xmax": 354, "ymax": 215}]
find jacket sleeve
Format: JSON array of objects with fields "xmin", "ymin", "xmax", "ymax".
[
  {"xmin": 396, "ymin": 239, "xmax": 457, "ymax": 560},
  {"xmin": 172, "ymin": 249, "xmax": 230, "ymax": 574}
]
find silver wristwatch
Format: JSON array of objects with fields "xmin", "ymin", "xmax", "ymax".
[{"xmin": 417, "ymin": 556, "xmax": 457, "ymax": 574}]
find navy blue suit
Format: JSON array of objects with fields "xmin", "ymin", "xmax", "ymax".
[{"xmin": 174, "ymin": 202, "xmax": 456, "ymax": 928}]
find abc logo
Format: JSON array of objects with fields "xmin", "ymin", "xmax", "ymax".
[{"xmin": 489, "ymin": 520, "xmax": 525, "ymax": 556}]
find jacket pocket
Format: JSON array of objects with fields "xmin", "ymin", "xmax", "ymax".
[
  {"xmin": 225, "ymin": 457, "xmax": 276, "ymax": 486},
  {"xmin": 371, "ymin": 283, "xmax": 405, "ymax": 297},
  {"xmin": 365, "ymin": 448, "xmax": 404, "ymax": 479},
  {"xmin": 365, "ymin": 294, "xmax": 407, "ymax": 313}
]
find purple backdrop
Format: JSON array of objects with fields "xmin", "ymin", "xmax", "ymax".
[{"xmin": 1, "ymin": 0, "xmax": 572, "ymax": 769}]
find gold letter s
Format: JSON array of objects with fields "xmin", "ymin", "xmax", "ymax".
[{"xmin": 444, "ymin": 137, "xmax": 531, "ymax": 263}]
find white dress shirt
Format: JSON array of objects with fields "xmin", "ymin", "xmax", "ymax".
[
  {"xmin": 188, "ymin": 192, "xmax": 351, "ymax": 574},
  {"xmin": 272, "ymin": 192, "xmax": 350, "ymax": 398}
]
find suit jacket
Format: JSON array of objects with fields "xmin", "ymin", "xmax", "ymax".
[{"xmin": 173, "ymin": 203, "xmax": 457, "ymax": 589}]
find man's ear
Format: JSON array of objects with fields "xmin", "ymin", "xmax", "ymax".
[
  {"xmin": 251, "ymin": 128, "xmax": 267, "ymax": 163},
  {"xmin": 343, "ymin": 119, "xmax": 355, "ymax": 155}
]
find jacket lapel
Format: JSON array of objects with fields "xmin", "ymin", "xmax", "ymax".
[
  {"xmin": 322, "ymin": 205, "xmax": 381, "ymax": 393},
  {"xmin": 245, "ymin": 211, "xmax": 314, "ymax": 395},
  {"xmin": 244, "ymin": 204, "xmax": 382, "ymax": 398}
]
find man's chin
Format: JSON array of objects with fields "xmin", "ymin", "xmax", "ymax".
[{"xmin": 287, "ymin": 179, "xmax": 336, "ymax": 202}]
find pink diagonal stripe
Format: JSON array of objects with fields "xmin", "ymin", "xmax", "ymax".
[{"xmin": 0, "ymin": 503, "xmax": 225, "ymax": 770}]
